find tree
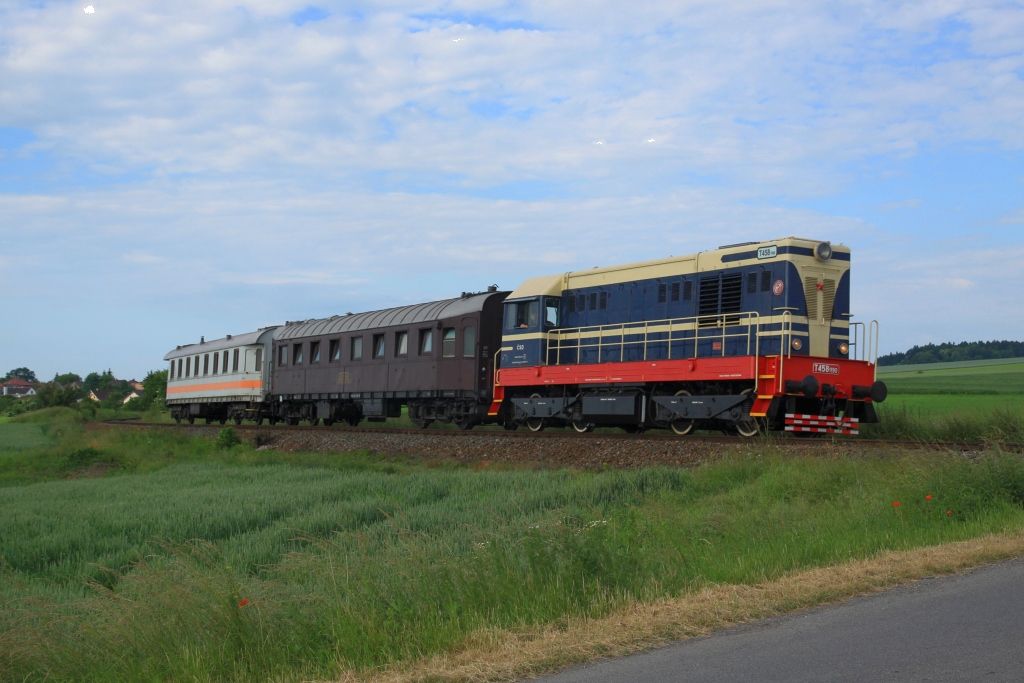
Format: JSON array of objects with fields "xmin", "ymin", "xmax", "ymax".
[
  {"xmin": 35, "ymin": 382, "xmax": 83, "ymax": 407},
  {"xmin": 53, "ymin": 372, "xmax": 83, "ymax": 385},
  {"xmin": 3, "ymin": 367, "xmax": 37, "ymax": 383},
  {"xmin": 141, "ymin": 369, "xmax": 168, "ymax": 409}
]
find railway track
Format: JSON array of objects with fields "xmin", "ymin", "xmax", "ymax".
[{"xmin": 97, "ymin": 419, "xmax": 1019, "ymax": 469}]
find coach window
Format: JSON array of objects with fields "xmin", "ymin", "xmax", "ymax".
[
  {"xmin": 194, "ymin": 356, "xmax": 200, "ymax": 377},
  {"xmin": 463, "ymin": 326, "xmax": 476, "ymax": 357},
  {"xmin": 255, "ymin": 348, "xmax": 263, "ymax": 372},
  {"xmin": 293, "ymin": 343, "xmax": 304, "ymax": 365},
  {"xmin": 213, "ymin": 352, "xmax": 219, "ymax": 375},
  {"xmin": 329, "ymin": 339, "xmax": 340, "ymax": 362},
  {"xmin": 222, "ymin": 350, "xmax": 229, "ymax": 373},
  {"xmin": 373, "ymin": 334, "xmax": 385, "ymax": 359},
  {"xmin": 419, "ymin": 329, "xmax": 433, "ymax": 355},
  {"xmin": 232, "ymin": 349, "xmax": 240, "ymax": 372},
  {"xmin": 442, "ymin": 328, "xmax": 456, "ymax": 357},
  {"xmin": 351, "ymin": 336, "xmax": 363, "ymax": 360},
  {"xmin": 311, "ymin": 341, "xmax": 321, "ymax": 363},
  {"xmin": 395, "ymin": 331, "xmax": 408, "ymax": 357},
  {"xmin": 203, "ymin": 354, "xmax": 210, "ymax": 376},
  {"xmin": 177, "ymin": 358, "xmax": 182, "ymax": 379},
  {"xmin": 169, "ymin": 361, "xmax": 175, "ymax": 380},
  {"xmin": 184, "ymin": 357, "xmax": 190, "ymax": 377},
  {"xmin": 278, "ymin": 345, "xmax": 288, "ymax": 366}
]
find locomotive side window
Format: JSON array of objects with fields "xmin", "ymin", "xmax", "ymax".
[
  {"xmin": 329, "ymin": 339, "xmax": 340, "ymax": 362},
  {"xmin": 419, "ymin": 329, "xmax": 432, "ymax": 355},
  {"xmin": 671, "ymin": 282, "xmax": 680, "ymax": 302},
  {"xmin": 505, "ymin": 300, "xmax": 539, "ymax": 329},
  {"xmin": 311, "ymin": 341, "xmax": 321, "ymax": 363},
  {"xmin": 747, "ymin": 273, "xmax": 757, "ymax": 294},
  {"xmin": 463, "ymin": 326, "xmax": 476, "ymax": 357},
  {"xmin": 589, "ymin": 293, "xmax": 597, "ymax": 310},
  {"xmin": 684, "ymin": 281, "xmax": 693, "ymax": 300},
  {"xmin": 442, "ymin": 328, "xmax": 456, "ymax": 357},
  {"xmin": 351, "ymin": 337, "xmax": 363, "ymax": 360},
  {"xmin": 293, "ymin": 344, "xmax": 304, "ymax": 365},
  {"xmin": 545, "ymin": 301, "xmax": 559, "ymax": 327},
  {"xmin": 599, "ymin": 292, "xmax": 607, "ymax": 310},
  {"xmin": 761, "ymin": 270, "xmax": 772, "ymax": 291},
  {"xmin": 658, "ymin": 284, "xmax": 667, "ymax": 303},
  {"xmin": 577, "ymin": 294, "xmax": 585, "ymax": 311},
  {"xmin": 395, "ymin": 332, "xmax": 408, "ymax": 357},
  {"xmin": 233, "ymin": 349, "xmax": 239, "ymax": 372},
  {"xmin": 373, "ymin": 334, "xmax": 385, "ymax": 359}
]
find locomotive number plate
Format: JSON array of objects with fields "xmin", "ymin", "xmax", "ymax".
[
  {"xmin": 757, "ymin": 245, "xmax": 777, "ymax": 259},
  {"xmin": 812, "ymin": 363, "xmax": 840, "ymax": 375}
]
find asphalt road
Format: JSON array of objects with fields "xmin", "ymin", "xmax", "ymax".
[{"xmin": 534, "ymin": 557, "xmax": 1024, "ymax": 682}]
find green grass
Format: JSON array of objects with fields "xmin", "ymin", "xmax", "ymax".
[
  {"xmin": 878, "ymin": 357, "xmax": 1024, "ymax": 394},
  {"xmin": 2, "ymin": 422, "xmax": 1024, "ymax": 681}
]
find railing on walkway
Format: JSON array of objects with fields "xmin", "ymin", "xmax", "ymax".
[
  {"xmin": 848, "ymin": 320, "xmax": 880, "ymax": 377},
  {"xmin": 544, "ymin": 312, "xmax": 796, "ymax": 366}
]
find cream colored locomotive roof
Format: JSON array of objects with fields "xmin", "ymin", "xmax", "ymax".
[{"xmin": 507, "ymin": 237, "xmax": 848, "ymax": 299}]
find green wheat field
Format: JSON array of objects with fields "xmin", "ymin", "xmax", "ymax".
[{"xmin": 0, "ymin": 360, "xmax": 1022, "ymax": 681}]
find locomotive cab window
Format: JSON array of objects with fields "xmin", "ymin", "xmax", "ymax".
[{"xmin": 504, "ymin": 299, "xmax": 539, "ymax": 330}]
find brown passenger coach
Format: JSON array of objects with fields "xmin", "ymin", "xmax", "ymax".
[{"xmin": 269, "ymin": 288, "xmax": 508, "ymax": 428}]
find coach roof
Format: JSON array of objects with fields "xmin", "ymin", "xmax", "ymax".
[
  {"xmin": 164, "ymin": 326, "xmax": 279, "ymax": 360},
  {"xmin": 276, "ymin": 292, "xmax": 505, "ymax": 341}
]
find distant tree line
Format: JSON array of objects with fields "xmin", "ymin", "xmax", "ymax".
[
  {"xmin": 2, "ymin": 366, "xmax": 167, "ymax": 413},
  {"xmin": 878, "ymin": 340, "xmax": 1024, "ymax": 366}
]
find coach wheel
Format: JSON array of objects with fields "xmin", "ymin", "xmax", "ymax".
[
  {"xmin": 219, "ymin": 418, "xmax": 227, "ymax": 425},
  {"xmin": 670, "ymin": 389, "xmax": 695, "ymax": 436},
  {"xmin": 309, "ymin": 418, "xmax": 320, "ymax": 426},
  {"xmin": 571, "ymin": 418, "xmax": 594, "ymax": 433},
  {"xmin": 287, "ymin": 417, "xmax": 299, "ymax": 426},
  {"xmin": 174, "ymin": 415, "xmax": 182, "ymax": 424},
  {"xmin": 346, "ymin": 416, "xmax": 361, "ymax": 427},
  {"xmin": 233, "ymin": 415, "xmax": 242, "ymax": 425},
  {"xmin": 256, "ymin": 416, "xmax": 265, "ymax": 426},
  {"xmin": 323, "ymin": 418, "xmax": 335, "ymax": 427},
  {"xmin": 413, "ymin": 419, "xmax": 434, "ymax": 429},
  {"xmin": 526, "ymin": 393, "xmax": 545, "ymax": 432},
  {"xmin": 455, "ymin": 418, "xmax": 475, "ymax": 431},
  {"xmin": 187, "ymin": 416, "xmax": 195, "ymax": 425}
]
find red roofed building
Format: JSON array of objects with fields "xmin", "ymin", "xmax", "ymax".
[{"xmin": 1, "ymin": 378, "xmax": 37, "ymax": 398}]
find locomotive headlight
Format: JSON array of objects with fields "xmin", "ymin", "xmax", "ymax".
[
  {"xmin": 791, "ymin": 338, "xmax": 803, "ymax": 351},
  {"xmin": 838, "ymin": 342, "xmax": 849, "ymax": 355},
  {"xmin": 815, "ymin": 242, "xmax": 832, "ymax": 261}
]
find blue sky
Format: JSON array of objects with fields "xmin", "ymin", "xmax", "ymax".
[{"xmin": 1, "ymin": 0, "xmax": 1022, "ymax": 381}]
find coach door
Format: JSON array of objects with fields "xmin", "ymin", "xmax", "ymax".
[{"xmin": 460, "ymin": 316, "xmax": 483, "ymax": 394}]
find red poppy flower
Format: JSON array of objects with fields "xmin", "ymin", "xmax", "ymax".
[
  {"xmin": 891, "ymin": 500, "xmax": 902, "ymax": 508},
  {"xmin": 925, "ymin": 494, "xmax": 933, "ymax": 501},
  {"xmin": 945, "ymin": 509, "xmax": 954, "ymax": 517},
  {"xmin": 238, "ymin": 598, "xmax": 250, "ymax": 608}
]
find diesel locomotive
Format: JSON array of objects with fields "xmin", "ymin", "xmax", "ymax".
[{"xmin": 165, "ymin": 237, "xmax": 887, "ymax": 435}]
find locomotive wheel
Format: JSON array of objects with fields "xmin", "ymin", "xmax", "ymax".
[
  {"xmin": 455, "ymin": 419, "xmax": 475, "ymax": 431},
  {"xmin": 733, "ymin": 389, "xmax": 760, "ymax": 438},
  {"xmin": 526, "ymin": 393, "xmax": 545, "ymax": 432},
  {"xmin": 670, "ymin": 389, "xmax": 695, "ymax": 436},
  {"xmin": 571, "ymin": 418, "xmax": 594, "ymax": 433}
]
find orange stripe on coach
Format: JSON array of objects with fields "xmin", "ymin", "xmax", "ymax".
[{"xmin": 166, "ymin": 380, "xmax": 263, "ymax": 394}]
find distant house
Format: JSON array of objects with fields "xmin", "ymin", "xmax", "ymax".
[
  {"xmin": 88, "ymin": 389, "xmax": 109, "ymax": 403},
  {"xmin": 128, "ymin": 379, "xmax": 145, "ymax": 392},
  {"xmin": 122, "ymin": 390, "xmax": 144, "ymax": 405},
  {"xmin": 1, "ymin": 378, "xmax": 36, "ymax": 398}
]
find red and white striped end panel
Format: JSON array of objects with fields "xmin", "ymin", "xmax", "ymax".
[
  {"xmin": 784, "ymin": 413, "xmax": 860, "ymax": 435},
  {"xmin": 785, "ymin": 425, "xmax": 860, "ymax": 436}
]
